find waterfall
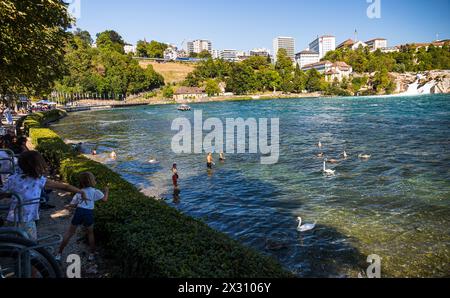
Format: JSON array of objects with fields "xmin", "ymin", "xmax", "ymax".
[
  {"xmin": 417, "ymin": 80, "xmax": 436, "ymax": 94},
  {"xmin": 403, "ymin": 80, "xmax": 421, "ymax": 95},
  {"xmin": 401, "ymin": 77, "xmax": 435, "ymax": 96}
]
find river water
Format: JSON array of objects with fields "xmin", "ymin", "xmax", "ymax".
[{"xmin": 52, "ymin": 95, "xmax": 450, "ymax": 277}]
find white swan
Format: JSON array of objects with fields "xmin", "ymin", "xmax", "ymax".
[
  {"xmin": 318, "ymin": 141, "xmax": 323, "ymax": 148},
  {"xmin": 358, "ymin": 154, "xmax": 371, "ymax": 160},
  {"xmin": 323, "ymin": 160, "xmax": 336, "ymax": 176},
  {"xmin": 342, "ymin": 151, "xmax": 348, "ymax": 159},
  {"xmin": 297, "ymin": 217, "xmax": 317, "ymax": 232}
]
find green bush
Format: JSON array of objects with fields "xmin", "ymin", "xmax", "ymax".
[
  {"xmin": 18, "ymin": 109, "xmax": 67, "ymax": 135},
  {"xmin": 30, "ymin": 128, "xmax": 72, "ymax": 170},
  {"xmin": 22, "ymin": 111, "xmax": 292, "ymax": 278}
]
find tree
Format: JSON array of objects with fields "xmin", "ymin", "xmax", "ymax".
[
  {"xmin": 183, "ymin": 58, "xmax": 231, "ymax": 87},
  {"xmin": 205, "ymin": 79, "xmax": 221, "ymax": 96},
  {"xmin": 146, "ymin": 40, "xmax": 168, "ymax": 58},
  {"xmin": 305, "ymin": 69, "xmax": 323, "ymax": 92},
  {"xmin": 275, "ymin": 49, "xmax": 294, "ymax": 76},
  {"xmin": 372, "ymin": 68, "xmax": 393, "ymax": 94},
  {"xmin": 54, "ymin": 31, "xmax": 165, "ymax": 99},
  {"xmin": 292, "ymin": 67, "xmax": 307, "ymax": 93},
  {"xmin": 275, "ymin": 49, "xmax": 295, "ymax": 93},
  {"xmin": 136, "ymin": 40, "xmax": 149, "ymax": 57},
  {"xmin": 0, "ymin": 0, "xmax": 72, "ymax": 101},
  {"xmin": 351, "ymin": 76, "xmax": 368, "ymax": 93},
  {"xmin": 243, "ymin": 56, "xmax": 270, "ymax": 70},
  {"xmin": 74, "ymin": 28, "xmax": 93, "ymax": 46},
  {"xmin": 96, "ymin": 30, "xmax": 125, "ymax": 54},
  {"xmin": 162, "ymin": 85, "xmax": 174, "ymax": 98},
  {"xmin": 198, "ymin": 50, "xmax": 212, "ymax": 59},
  {"xmin": 257, "ymin": 69, "xmax": 281, "ymax": 92},
  {"xmin": 226, "ymin": 64, "xmax": 256, "ymax": 95}
]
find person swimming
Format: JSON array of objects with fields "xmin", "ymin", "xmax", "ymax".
[
  {"xmin": 110, "ymin": 151, "xmax": 117, "ymax": 160},
  {"xmin": 207, "ymin": 153, "xmax": 215, "ymax": 169},
  {"xmin": 219, "ymin": 152, "xmax": 226, "ymax": 162},
  {"xmin": 148, "ymin": 158, "xmax": 159, "ymax": 164},
  {"xmin": 172, "ymin": 163, "xmax": 179, "ymax": 188}
]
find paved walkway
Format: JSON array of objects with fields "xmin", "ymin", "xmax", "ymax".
[{"xmin": 38, "ymin": 189, "xmax": 117, "ymax": 278}]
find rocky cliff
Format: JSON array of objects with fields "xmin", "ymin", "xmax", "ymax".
[{"xmin": 392, "ymin": 70, "xmax": 450, "ymax": 94}]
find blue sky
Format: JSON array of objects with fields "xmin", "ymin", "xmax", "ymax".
[{"xmin": 74, "ymin": 0, "xmax": 450, "ymax": 51}]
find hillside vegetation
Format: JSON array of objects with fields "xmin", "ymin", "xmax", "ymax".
[{"xmin": 138, "ymin": 60, "xmax": 196, "ymax": 84}]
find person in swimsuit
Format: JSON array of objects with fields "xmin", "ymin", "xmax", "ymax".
[
  {"xmin": 207, "ymin": 153, "xmax": 214, "ymax": 169},
  {"xmin": 172, "ymin": 163, "xmax": 179, "ymax": 188},
  {"xmin": 219, "ymin": 152, "xmax": 226, "ymax": 162}
]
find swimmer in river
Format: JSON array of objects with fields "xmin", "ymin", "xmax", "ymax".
[
  {"xmin": 172, "ymin": 163, "xmax": 179, "ymax": 188},
  {"xmin": 110, "ymin": 151, "xmax": 117, "ymax": 160},
  {"xmin": 92, "ymin": 149, "xmax": 97, "ymax": 156},
  {"xmin": 219, "ymin": 152, "xmax": 226, "ymax": 162},
  {"xmin": 207, "ymin": 153, "xmax": 215, "ymax": 169}
]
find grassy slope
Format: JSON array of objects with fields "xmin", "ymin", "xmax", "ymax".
[{"xmin": 138, "ymin": 60, "xmax": 196, "ymax": 84}]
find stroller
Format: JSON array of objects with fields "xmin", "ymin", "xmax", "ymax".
[{"xmin": 0, "ymin": 149, "xmax": 16, "ymax": 227}]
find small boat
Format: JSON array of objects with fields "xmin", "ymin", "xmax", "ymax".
[{"xmin": 177, "ymin": 104, "xmax": 191, "ymax": 111}]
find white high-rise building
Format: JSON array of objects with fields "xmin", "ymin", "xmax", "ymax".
[
  {"xmin": 273, "ymin": 37, "xmax": 295, "ymax": 62},
  {"xmin": 220, "ymin": 49, "xmax": 238, "ymax": 62},
  {"xmin": 185, "ymin": 41, "xmax": 194, "ymax": 54},
  {"xmin": 212, "ymin": 49, "xmax": 220, "ymax": 59},
  {"xmin": 192, "ymin": 39, "xmax": 212, "ymax": 54},
  {"xmin": 309, "ymin": 35, "xmax": 336, "ymax": 59},
  {"xmin": 295, "ymin": 50, "xmax": 320, "ymax": 68}
]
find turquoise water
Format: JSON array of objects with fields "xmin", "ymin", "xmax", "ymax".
[{"xmin": 52, "ymin": 95, "xmax": 450, "ymax": 277}]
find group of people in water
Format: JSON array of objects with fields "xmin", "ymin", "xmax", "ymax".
[{"xmin": 171, "ymin": 151, "xmax": 226, "ymax": 200}]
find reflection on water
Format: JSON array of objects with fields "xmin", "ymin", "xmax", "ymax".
[{"xmin": 53, "ymin": 95, "xmax": 450, "ymax": 277}]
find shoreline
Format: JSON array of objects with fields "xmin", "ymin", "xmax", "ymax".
[{"xmin": 58, "ymin": 91, "xmax": 449, "ymax": 114}]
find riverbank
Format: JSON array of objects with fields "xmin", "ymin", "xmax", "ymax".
[
  {"xmin": 21, "ymin": 111, "xmax": 293, "ymax": 278},
  {"xmin": 58, "ymin": 91, "xmax": 324, "ymax": 112}
]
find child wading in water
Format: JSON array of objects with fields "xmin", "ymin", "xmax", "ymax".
[
  {"xmin": 56, "ymin": 172, "xmax": 109, "ymax": 262},
  {"xmin": 172, "ymin": 163, "xmax": 179, "ymax": 188},
  {"xmin": 0, "ymin": 151, "xmax": 87, "ymax": 241}
]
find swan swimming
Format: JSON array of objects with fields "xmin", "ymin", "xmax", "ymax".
[
  {"xmin": 323, "ymin": 160, "xmax": 336, "ymax": 176},
  {"xmin": 297, "ymin": 217, "xmax": 317, "ymax": 232},
  {"xmin": 342, "ymin": 151, "xmax": 348, "ymax": 159}
]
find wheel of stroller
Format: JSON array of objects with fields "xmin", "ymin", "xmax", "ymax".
[{"xmin": 0, "ymin": 236, "xmax": 62, "ymax": 278}]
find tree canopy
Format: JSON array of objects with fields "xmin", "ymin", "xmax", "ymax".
[
  {"xmin": 323, "ymin": 43, "xmax": 450, "ymax": 73},
  {"xmin": 96, "ymin": 30, "xmax": 125, "ymax": 54},
  {"xmin": 136, "ymin": 40, "xmax": 168, "ymax": 58},
  {"xmin": 0, "ymin": 0, "xmax": 72, "ymax": 101},
  {"xmin": 54, "ymin": 32, "xmax": 165, "ymax": 100}
]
